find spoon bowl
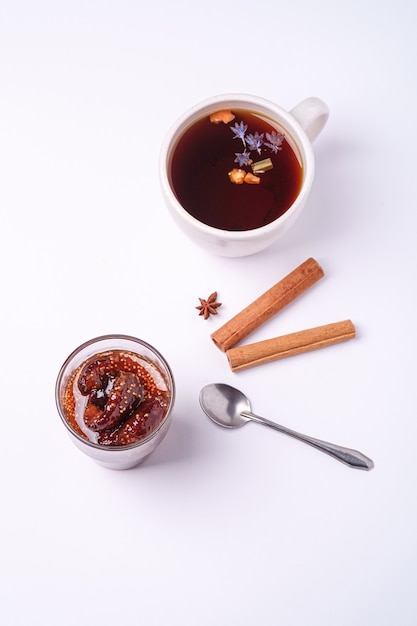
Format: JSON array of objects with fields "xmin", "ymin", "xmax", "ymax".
[
  {"xmin": 199, "ymin": 383, "xmax": 374, "ymax": 470},
  {"xmin": 200, "ymin": 383, "xmax": 251, "ymax": 428}
]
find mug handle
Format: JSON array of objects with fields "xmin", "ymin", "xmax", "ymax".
[{"xmin": 290, "ymin": 97, "xmax": 329, "ymax": 143}]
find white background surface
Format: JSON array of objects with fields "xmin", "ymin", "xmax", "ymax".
[{"xmin": 1, "ymin": 1, "xmax": 416, "ymax": 625}]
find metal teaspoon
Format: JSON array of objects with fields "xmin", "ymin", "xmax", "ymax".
[{"xmin": 199, "ymin": 383, "xmax": 374, "ymax": 470}]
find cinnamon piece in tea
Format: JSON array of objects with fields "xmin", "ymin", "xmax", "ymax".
[
  {"xmin": 211, "ymin": 257, "xmax": 324, "ymax": 352},
  {"xmin": 226, "ymin": 320, "xmax": 356, "ymax": 372}
]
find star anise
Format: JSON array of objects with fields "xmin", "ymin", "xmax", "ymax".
[{"xmin": 196, "ymin": 292, "xmax": 222, "ymax": 320}]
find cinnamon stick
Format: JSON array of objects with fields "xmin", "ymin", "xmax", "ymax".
[
  {"xmin": 226, "ymin": 320, "xmax": 356, "ymax": 372},
  {"xmin": 211, "ymin": 258, "xmax": 324, "ymax": 352}
]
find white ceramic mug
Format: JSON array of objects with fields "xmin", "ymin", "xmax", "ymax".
[{"xmin": 159, "ymin": 93, "xmax": 329, "ymax": 257}]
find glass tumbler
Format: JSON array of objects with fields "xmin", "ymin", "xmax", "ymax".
[{"xmin": 55, "ymin": 334, "xmax": 176, "ymax": 470}]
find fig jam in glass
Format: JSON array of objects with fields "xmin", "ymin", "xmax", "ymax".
[
  {"xmin": 62, "ymin": 349, "xmax": 171, "ymax": 447},
  {"xmin": 56, "ymin": 335, "xmax": 175, "ymax": 469},
  {"xmin": 171, "ymin": 109, "xmax": 303, "ymax": 231}
]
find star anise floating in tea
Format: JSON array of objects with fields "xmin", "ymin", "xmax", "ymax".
[
  {"xmin": 196, "ymin": 292, "xmax": 222, "ymax": 320},
  {"xmin": 209, "ymin": 110, "xmax": 285, "ymax": 185}
]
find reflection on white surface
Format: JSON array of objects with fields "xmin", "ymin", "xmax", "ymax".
[{"xmin": 0, "ymin": 1, "xmax": 416, "ymax": 625}]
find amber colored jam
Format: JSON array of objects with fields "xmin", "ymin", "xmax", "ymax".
[
  {"xmin": 61, "ymin": 350, "xmax": 171, "ymax": 447},
  {"xmin": 171, "ymin": 109, "xmax": 303, "ymax": 231}
]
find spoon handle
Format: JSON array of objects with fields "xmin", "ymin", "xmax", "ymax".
[{"xmin": 242, "ymin": 412, "xmax": 374, "ymax": 470}]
